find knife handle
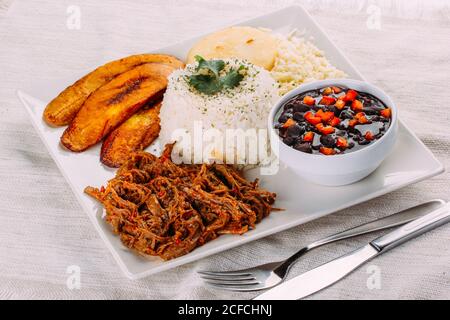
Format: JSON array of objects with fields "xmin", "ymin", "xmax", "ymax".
[{"xmin": 370, "ymin": 203, "xmax": 450, "ymax": 252}]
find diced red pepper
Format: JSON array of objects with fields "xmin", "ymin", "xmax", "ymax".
[
  {"xmin": 304, "ymin": 111, "xmax": 322, "ymax": 125},
  {"xmin": 364, "ymin": 131, "xmax": 374, "ymax": 141},
  {"xmin": 324, "ymin": 111, "xmax": 334, "ymax": 120},
  {"xmin": 334, "ymin": 99, "xmax": 346, "ymax": 110},
  {"xmin": 351, "ymin": 100, "xmax": 363, "ymax": 112},
  {"xmin": 345, "ymin": 89, "xmax": 358, "ymax": 102},
  {"xmin": 320, "ymin": 146, "xmax": 336, "ymax": 155},
  {"xmin": 303, "ymin": 95, "xmax": 316, "ymax": 106},
  {"xmin": 316, "ymin": 123, "xmax": 335, "ymax": 135},
  {"xmin": 316, "ymin": 109, "xmax": 334, "ymax": 122},
  {"xmin": 329, "ymin": 116, "xmax": 341, "ymax": 127},
  {"xmin": 303, "ymin": 131, "xmax": 314, "ymax": 142},
  {"xmin": 355, "ymin": 112, "xmax": 369, "ymax": 124},
  {"xmin": 322, "ymin": 126, "xmax": 335, "ymax": 134},
  {"xmin": 380, "ymin": 108, "xmax": 391, "ymax": 118},
  {"xmin": 348, "ymin": 119, "xmax": 358, "ymax": 127},
  {"xmin": 315, "ymin": 109, "xmax": 324, "ymax": 118},
  {"xmin": 320, "ymin": 96, "xmax": 337, "ymax": 106},
  {"xmin": 336, "ymin": 137, "xmax": 348, "ymax": 149},
  {"xmin": 332, "ymin": 86, "xmax": 342, "ymax": 94},
  {"xmin": 281, "ymin": 118, "xmax": 296, "ymax": 128},
  {"xmin": 309, "ymin": 116, "xmax": 322, "ymax": 125},
  {"xmin": 322, "ymin": 87, "xmax": 333, "ymax": 95}
]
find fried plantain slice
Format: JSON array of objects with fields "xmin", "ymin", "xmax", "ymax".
[
  {"xmin": 60, "ymin": 63, "xmax": 172, "ymax": 152},
  {"xmin": 100, "ymin": 101, "xmax": 162, "ymax": 167},
  {"xmin": 43, "ymin": 54, "xmax": 184, "ymax": 126}
]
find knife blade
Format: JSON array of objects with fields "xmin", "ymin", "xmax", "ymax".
[
  {"xmin": 254, "ymin": 203, "xmax": 450, "ymax": 300},
  {"xmin": 254, "ymin": 244, "xmax": 378, "ymax": 300}
]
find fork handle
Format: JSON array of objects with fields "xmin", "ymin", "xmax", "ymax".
[
  {"xmin": 308, "ymin": 200, "xmax": 445, "ymax": 249},
  {"xmin": 273, "ymin": 200, "xmax": 445, "ymax": 276}
]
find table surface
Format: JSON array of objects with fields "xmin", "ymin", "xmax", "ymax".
[{"xmin": 0, "ymin": 0, "xmax": 449, "ymax": 300}]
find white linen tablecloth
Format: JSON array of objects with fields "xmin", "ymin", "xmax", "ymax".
[{"xmin": 0, "ymin": 0, "xmax": 449, "ymax": 300}]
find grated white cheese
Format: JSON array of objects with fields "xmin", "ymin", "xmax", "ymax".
[{"xmin": 271, "ymin": 29, "xmax": 347, "ymax": 95}]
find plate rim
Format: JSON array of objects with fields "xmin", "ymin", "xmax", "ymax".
[{"xmin": 17, "ymin": 4, "xmax": 445, "ymax": 280}]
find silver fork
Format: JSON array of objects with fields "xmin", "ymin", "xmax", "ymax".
[{"xmin": 198, "ymin": 200, "xmax": 445, "ymax": 291}]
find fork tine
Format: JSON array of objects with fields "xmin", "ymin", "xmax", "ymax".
[
  {"xmin": 199, "ymin": 273, "xmax": 256, "ymax": 281},
  {"xmin": 205, "ymin": 282, "xmax": 265, "ymax": 292},
  {"xmin": 204, "ymin": 279, "xmax": 260, "ymax": 286},
  {"xmin": 198, "ymin": 270, "xmax": 252, "ymax": 277}
]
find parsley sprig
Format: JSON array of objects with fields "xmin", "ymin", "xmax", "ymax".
[{"xmin": 186, "ymin": 55, "xmax": 246, "ymax": 95}]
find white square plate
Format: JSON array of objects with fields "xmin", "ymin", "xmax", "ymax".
[{"xmin": 18, "ymin": 5, "xmax": 443, "ymax": 279}]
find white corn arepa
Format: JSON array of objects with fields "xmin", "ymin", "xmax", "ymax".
[{"xmin": 187, "ymin": 26, "xmax": 279, "ymax": 70}]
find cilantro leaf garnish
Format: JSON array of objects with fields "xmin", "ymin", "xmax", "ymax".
[
  {"xmin": 195, "ymin": 55, "xmax": 225, "ymax": 78},
  {"xmin": 220, "ymin": 66, "xmax": 244, "ymax": 89},
  {"xmin": 188, "ymin": 74, "xmax": 222, "ymax": 96},
  {"xmin": 186, "ymin": 56, "xmax": 246, "ymax": 95}
]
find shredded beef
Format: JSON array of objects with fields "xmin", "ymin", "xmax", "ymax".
[{"xmin": 85, "ymin": 144, "xmax": 276, "ymax": 260}]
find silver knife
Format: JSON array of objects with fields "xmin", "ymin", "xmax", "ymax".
[{"xmin": 254, "ymin": 202, "xmax": 450, "ymax": 300}]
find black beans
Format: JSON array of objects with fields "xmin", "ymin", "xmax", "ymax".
[
  {"xmin": 371, "ymin": 115, "xmax": 381, "ymax": 121},
  {"xmin": 326, "ymin": 105, "xmax": 337, "ymax": 113},
  {"xmin": 353, "ymin": 134, "xmax": 363, "ymax": 142},
  {"xmin": 320, "ymin": 135, "xmax": 335, "ymax": 148},
  {"xmin": 363, "ymin": 107, "xmax": 379, "ymax": 115},
  {"xmin": 283, "ymin": 100, "xmax": 295, "ymax": 110},
  {"xmin": 284, "ymin": 99, "xmax": 311, "ymax": 113},
  {"xmin": 287, "ymin": 124, "xmax": 304, "ymax": 137},
  {"xmin": 278, "ymin": 113, "xmax": 291, "ymax": 123},
  {"xmin": 375, "ymin": 133, "xmax": 384, "ymax": 139},
  {"xmin": 294, "ymin": 142, "xmax": 312, "ymax": 153},
  {"xmin": 275, "ymin": 86, "xmax": 391, "ymax": 155},
  {"xmin": 340, "ymin": 110, "xmax": 354, "ymax": 119},
  {"xmin": 293, "ymin": 112, "xmax": 304, "ymax": 121},
  {"xmin": 293, "ymin": 104, "xmax": 310, "ymax": 113},
  {"xmin": 283, "ymin": 136, "xmax": 296, "ymax": 146}
]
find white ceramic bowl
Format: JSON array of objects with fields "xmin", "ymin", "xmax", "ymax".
[{"xmin": 268, "ymin": 79, "xmax": 398, "ymax": 186}]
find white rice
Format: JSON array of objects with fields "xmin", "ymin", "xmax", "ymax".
[{"xmin": 159, "ymin": 58, "xmax": 278, "ymax": 165}]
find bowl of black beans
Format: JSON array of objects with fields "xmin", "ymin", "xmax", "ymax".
[{"xmin": 268, "ymin": 79, "xmax": 398, "ymax": 186}]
